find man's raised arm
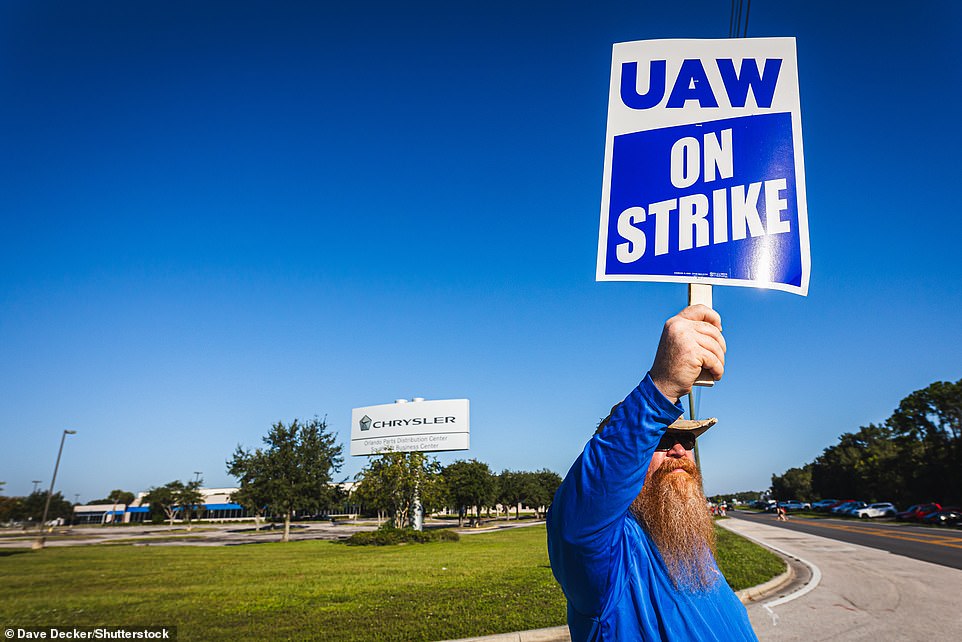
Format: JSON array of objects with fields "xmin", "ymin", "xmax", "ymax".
[{"xmin": 546, "ymin": 305, "xmax": 726, "ymax": 614}]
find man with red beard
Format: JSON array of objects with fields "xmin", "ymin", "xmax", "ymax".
[{"xmin": 547, "ymin": 306, "xmax": 756, "ymax": 641}]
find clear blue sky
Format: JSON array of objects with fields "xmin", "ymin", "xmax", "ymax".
[{"xmin": 3, "ymin": 1, "xmax": 961, "ymax": 501}]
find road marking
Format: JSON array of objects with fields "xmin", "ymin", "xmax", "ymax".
[{"xmin": 798, "ymin": 521, "xmax": 962, "ymax": 550}]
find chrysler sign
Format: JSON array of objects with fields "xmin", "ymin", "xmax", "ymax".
[{"xmin": 350, "ymin": 398, "xmax": 470, "ymax": 456}]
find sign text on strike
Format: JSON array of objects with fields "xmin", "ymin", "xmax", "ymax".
[{"xmin": 615, "ymin": 127, "xmax": 791, "ymax": 263}]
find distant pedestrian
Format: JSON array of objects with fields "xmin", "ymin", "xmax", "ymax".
[{"xmin": 776, "ymin": 506, "xmax": 787, "ymax": 521}]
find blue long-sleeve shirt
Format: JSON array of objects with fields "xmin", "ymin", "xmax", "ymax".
[{"xmin": 546, "ymin": 374, "xmax": 757, "ymax": 641}]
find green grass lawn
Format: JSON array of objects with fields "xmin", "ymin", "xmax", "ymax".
[
  {"xmin": 0, "ymin": 524, "xmax": 782, "ymax": 641},
  {"xmin": 715, "ymin": 523, "xmax": 786, "ymax": 590}
]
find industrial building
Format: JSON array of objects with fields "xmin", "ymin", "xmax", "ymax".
[{"xmin": 72, "ymin": 487, "xmax": 250, "ymax": 524}]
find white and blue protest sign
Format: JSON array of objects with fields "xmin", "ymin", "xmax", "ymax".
[{"xmin": 596, "ymin": 38, "xmax": 810, "ymax": 295}]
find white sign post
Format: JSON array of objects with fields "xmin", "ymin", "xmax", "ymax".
[
  {"xmin": 597, "ymin": 37, "xmax": 810, "ymax": 296},
  {"xmin": 351, "ymin": 397, "xmax": 469, "ymax": 531}
]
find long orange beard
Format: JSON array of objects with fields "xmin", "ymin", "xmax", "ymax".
[{"xmin": 630, "ymin": 457, "xmax": 718, "ymax": 592}]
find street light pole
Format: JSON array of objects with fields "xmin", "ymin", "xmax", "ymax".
[{"xmin": 34, "ymin": 429, "xmax": 77, "ymax": 549}]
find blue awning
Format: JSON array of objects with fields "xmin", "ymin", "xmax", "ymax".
[
  {"xmin": 203, "ymin": 503, "xmax": 243, "ymax": 511},
  {"xmin": 127, "ymin": 507, "xmax": 150, "ymax": 513}
]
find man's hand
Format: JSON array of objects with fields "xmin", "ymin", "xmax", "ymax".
[{"xmin": 649, "ymin": 305, "xmax": 726, "ymax": 403}]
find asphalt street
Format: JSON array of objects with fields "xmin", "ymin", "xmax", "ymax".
[{"xmin": 728, "ymin": 510, "xmax": 962, "ymax": 570}]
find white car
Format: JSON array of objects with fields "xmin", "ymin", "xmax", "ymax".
[{"xmin": 853, "ymin": 502, "xmax": 897, "ymax": 519}]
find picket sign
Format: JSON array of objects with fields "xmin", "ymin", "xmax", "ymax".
[{"xmin": 597, "ymin": 38, "xmax": 810, "ymax": 298}]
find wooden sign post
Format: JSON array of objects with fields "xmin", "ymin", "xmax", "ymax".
[{"xmin": 689, "ymin": 283, "xmax": 714, "ymax": 388}]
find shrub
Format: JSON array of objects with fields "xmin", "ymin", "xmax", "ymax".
[
  {"xmin": 436, "ymin": 529, "xmax": 459, "ymax": 542},
  {"xmin": 343, "ymin": 526, "xmax": 460, "ymax": 546}
]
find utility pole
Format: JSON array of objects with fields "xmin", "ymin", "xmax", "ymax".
[{"xmin": 34, "ymin": 430, "xmax": 77, "ymax": 550}]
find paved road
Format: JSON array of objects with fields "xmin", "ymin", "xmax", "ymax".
[
  {"xmin": 0, "ymin": 518, "xmax": 542, "ymax": 548},
  {"xmin": 722, "ymin": 517, "xmax": 962, "ymax": 640},
  {"xmin": 0, "ymin": 521, "xmax": 378, "ymax": 547},
  {"xmin": 728, "ymin": 510, "xmax": 962, "ymax": 570}
]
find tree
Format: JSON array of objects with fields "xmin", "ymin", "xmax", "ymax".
[
  {"xmin": 775, "ymin": 377, "xmax": 962, "ymax": 507},
  {"xmin": 442, "ymin": 459, "xmax": 496, "ymax": 527},
  {"xmin": 770, "ymin": 464, "xmax": 812, "ymax": 501},
  {"xmin": 90, "ymin": 489, "xmax": 136, "ymax": 506},
  {"xmin": 494, "ymin": 469, "xmax": 561, "ymax": 520},
  {"xmin": 227, "ymin": 417, "xmax": 344, "ymax": 542},
  {"xmin": 13, "ymin": 491, "xmax": 72, "ymax": 525},
  {"xmin": 177, "ymin": 480, "xmax": 205, "ymax": 531},
  {"xmin": 887, "ymin": 378, "xmax": 961, "ymax": 505},
  {"xmin": 144, "ymin": 480, "xmax": 204, "ymax": 530},
  {"xmin": 144, "ymin": 483, "xmax": 179, "ymax": 526},
  {"xmin": 530, "ymin": 469, "xmax": 562, "ymax": 518},
  {"xmin": 708, "ymin": 490, "xmax": 763, "ymax": 505},
  {"xmin": 229, "ymin": 480, "xmax": 270, "ymax": 530},
  {"xmin": 0, "ymin": 495, "xmax": 19, "ymax": 524},
  {"xmin": 353, "ymin": 451, "xmax": 443, "ymax": 528},
  {"xmin": 811, "ymin": 423, "xmax": 908, "ymax": 504},
  {"xmin": 497, "ymin": 470, "xmax": 529, "ymax": 520},
  {"xmin": 89, "ymin": 489, "xmax": 137, "ymax": 523}
]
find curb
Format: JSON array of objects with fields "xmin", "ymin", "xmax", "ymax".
[
  {"xmin": 715, "ymin": 519, "xmax": 797, "ymax": 604},
  {"xmin": 734, "ymin": 557, "xmax": 795, "ymax": 604},
  {"xmin": 439, "ymin": 626, "xmax": 571, "ymax": 642}
]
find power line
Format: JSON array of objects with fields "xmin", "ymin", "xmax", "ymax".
[{"xmin": 730, "ymin": 0, "xmax": 752, "ymax": 38}]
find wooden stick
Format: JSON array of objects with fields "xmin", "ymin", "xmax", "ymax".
[{"xmin": 689, "ymin": 283, "xmax": 714, "ymax": 387}]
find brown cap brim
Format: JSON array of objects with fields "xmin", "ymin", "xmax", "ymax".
[{"xmin": 665, "ymin": 416, "xmax": 717, "ymax": 438}]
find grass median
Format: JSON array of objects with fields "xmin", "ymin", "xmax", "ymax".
[{"xmin": 0, "ymin": 523, "xmax": 783, "ymax": 641}]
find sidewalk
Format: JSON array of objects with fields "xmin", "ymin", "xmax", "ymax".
[{"xmin": 721, "ymin": 517, "xmax": 962, "ymax": 640}]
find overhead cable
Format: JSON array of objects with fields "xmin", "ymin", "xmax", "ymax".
[{"xmin": 729, "ymin": 0, "xmax": 752, "ymax": 38}]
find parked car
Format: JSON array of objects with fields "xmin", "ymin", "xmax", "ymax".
[
  {"xmin": 811, "ymin": 499, "xmax": 838, "ymax": 512},
  {"xmin": 826, "ymin": 499, "xmax": 856, "ymax": 513},
  {"xmin": 778, "ymin": 500, "xmax": 811, "ymax": 512},
  {"xmin": 853, "ymin": 502, "xmax": 897, "ymax": 519},
  {"xmin": 896, "ymin": 503, "xmax": 942, "ymax": 522},
  {"xmin": 830, "ymin": 501, "xmax": 862, "ymax": 515},
  {"xmin": 922, "ymin": 507, "xmax": 962, "ymax": 527},
  {"xmin": 841, "ymin": 501, "xmax": 868, "ymax": 516},
  {"xmin": 896, "ymin": 504, "xmax": 920, "ymax": 521}
]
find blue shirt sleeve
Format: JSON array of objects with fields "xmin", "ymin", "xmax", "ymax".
[{"xmin": 546, "ymin": 373, "xmax": 684, "ymax": 617}]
